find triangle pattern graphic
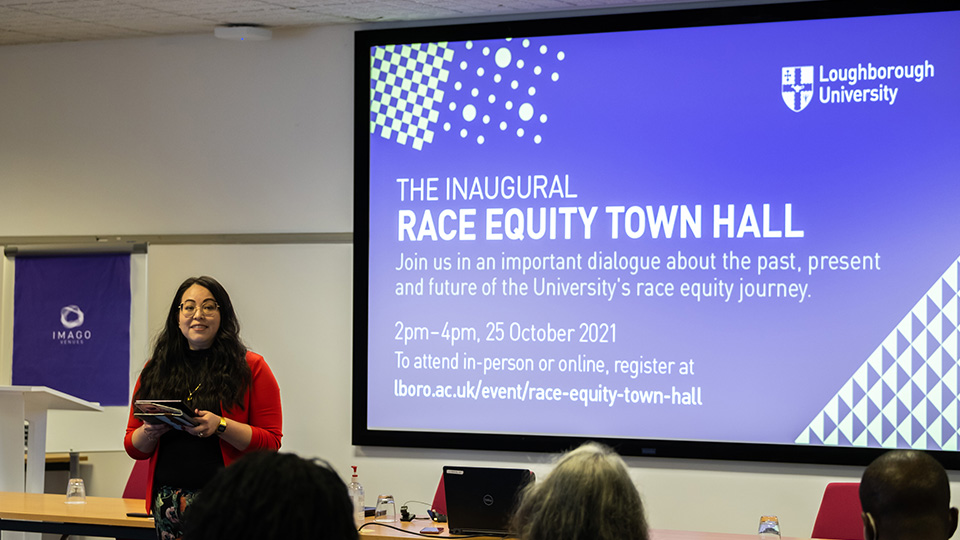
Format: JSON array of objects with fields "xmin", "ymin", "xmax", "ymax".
[{"xmin": 797, "ymin": 256, "xmax": 960, "ymax": 449}]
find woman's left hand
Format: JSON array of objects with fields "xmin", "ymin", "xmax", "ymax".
[{"xmin": 186, "ymin": 409, "xmax": 221, "ymax": 438}]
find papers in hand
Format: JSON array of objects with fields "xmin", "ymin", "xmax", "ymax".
[{"xmin": 134, "ymin": 399, "xmax": 199, "ymax": 429}]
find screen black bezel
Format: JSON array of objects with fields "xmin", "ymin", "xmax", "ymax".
[{"xmin": 352, "ymin": 0, "xmax": 960, "ymax": 468}]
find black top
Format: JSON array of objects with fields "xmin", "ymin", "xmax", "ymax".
[{"xmin": 153, "ymin": 349, "xmax": 225, "ymax": 492}]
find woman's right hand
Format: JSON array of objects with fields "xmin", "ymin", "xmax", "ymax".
[
  {"xmin": 143, "ymin": 422, "xmax": 171, "ymax": 441},
  {"xmin": 133, "ymin": 422, "xmax": 171, "ymax": 452}
]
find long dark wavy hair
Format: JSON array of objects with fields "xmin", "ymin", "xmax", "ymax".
[{"xmin": 133, "ymin": 276, "xmax": 252, "ymax": 412}]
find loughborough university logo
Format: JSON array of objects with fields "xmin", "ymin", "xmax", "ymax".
[{"xmin": 781, "ymin": 66, "xmax": 814, "ymax": 112}]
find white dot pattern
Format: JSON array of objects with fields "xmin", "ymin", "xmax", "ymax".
[{"xmin": 371, "ymin": 37, "xmax": 563, "ymax": 149}]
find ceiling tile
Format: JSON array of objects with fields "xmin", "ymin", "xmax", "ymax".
[{"xmin": 0, "ymin": 0, "xmax": 730, "ymax": 46}]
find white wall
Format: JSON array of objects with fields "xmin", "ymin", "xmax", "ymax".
[
  {"xmin": 1, "ymin": 22, "xmax": 957, "ymax": 539},
  {"xmin": 0, "ymin": 27, "xmax": 352, "ymax": 235}
]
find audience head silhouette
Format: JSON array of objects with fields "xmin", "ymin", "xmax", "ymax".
[
  {"xmin": 510, "ymin": 441, "xmax": 649, "ymax": 540},
  {"xmin": 183, "ymin": 451, "xmax": 359, "ymax": 540},
  {"xmin": 859, "ymin": 449, "xmax": 957, "ymax": 540}
]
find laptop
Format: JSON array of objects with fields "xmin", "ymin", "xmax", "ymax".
[{"xmin": 442, "ymin": 466, "xmax": 535, "ymax": 536}]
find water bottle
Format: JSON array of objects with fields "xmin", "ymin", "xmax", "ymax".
[{"xmin": 348, "ymin": 465, "xmax": 365, "ymax": 527}]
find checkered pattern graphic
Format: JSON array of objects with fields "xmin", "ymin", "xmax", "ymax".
[
  {"xmin": 796, "ymin": 256, "xmax": 960, "ymax": 449},
  {"xmin": 370, "ymin": 43, "xmax": 454, "ymax": 151}
]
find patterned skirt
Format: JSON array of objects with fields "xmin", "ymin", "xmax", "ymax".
[{"xmin": 152, "ymin": 485, "xmax": 201, "ymax": 540}]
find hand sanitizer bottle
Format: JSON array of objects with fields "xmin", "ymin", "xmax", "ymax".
[{"xmin": 349, "ymin": 465, "xmax": 365, "ymax": 527}]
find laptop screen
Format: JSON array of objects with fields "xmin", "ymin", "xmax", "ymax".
[{"xmin": 443, "ymin": 466, "xmax": 535, "ymax": 535}]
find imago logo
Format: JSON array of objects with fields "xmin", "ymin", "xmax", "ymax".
[
  {"xmin": 54, "ymin": 305, "xmax": 91, "ymax": 344},
  {"xmin": 60, "ymin": 305, "xmax": 84, "ymax": 328}
]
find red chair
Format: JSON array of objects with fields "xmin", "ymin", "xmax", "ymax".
[
  {"xmin": 431, "ymin": 474, "xmax": 446, "ymax": 516},
  {"xmin": 122, "ymin": 459, "xmax": 150, "ymax": 501},
  {"xmin": 811, "ymin": 482, "xmax": 863, "ymax": 540},
  {"xmin": 117, "ymin": 459, "xmax": 151, "ymax": 540}
]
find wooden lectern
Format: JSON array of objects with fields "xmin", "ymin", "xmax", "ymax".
[{"xmin": 0, "ymin": 386, "xmax": 102, "ymax": 493}]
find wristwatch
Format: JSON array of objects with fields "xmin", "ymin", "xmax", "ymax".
[{"xmin": 216, "ymin": 417, "xmax": 227, "ymax": 435}]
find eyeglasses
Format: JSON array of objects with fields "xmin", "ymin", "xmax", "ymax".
[{"xmin": 178, "ymin": 301, "xmax": 219, "ymax": 317}]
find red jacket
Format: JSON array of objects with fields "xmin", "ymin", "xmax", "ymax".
[{"xmin": 124, "ymin": 351, "xmax": 283, "ymax": 510}]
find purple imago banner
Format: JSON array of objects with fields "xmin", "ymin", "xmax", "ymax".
[
  {"xmin": 13, "ymin": 255, "xmax": 131, "ymax": 406},
  {"xmin": 358, "ymin": 4, "xmax": 960, "ymax": 460}
]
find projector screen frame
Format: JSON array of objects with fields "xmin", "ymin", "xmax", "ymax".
[{"xmin": 353, "ymin": 0, "xmax": 960, "ymax": 468}]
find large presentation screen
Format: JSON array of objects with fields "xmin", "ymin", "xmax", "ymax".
[{"xmin": 354, "ymin": 1, "xmax": 960, "ymax": 465}]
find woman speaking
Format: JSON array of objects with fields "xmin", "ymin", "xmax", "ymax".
[{"xmin": 125, "ymin": 276, "xmax": 282, "ymax": 539}]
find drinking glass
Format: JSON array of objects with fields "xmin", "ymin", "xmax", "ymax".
[
  {"xmin": 65, "ymin": 478, "xmax": 86, "ymax": 504},
  {"xmin": 375, "ymin": 494, "xmax": 397, "ymax": 522},
  {"xmin": 758, "ymin": 515, "xmax": 780, "ymax": 539}
]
